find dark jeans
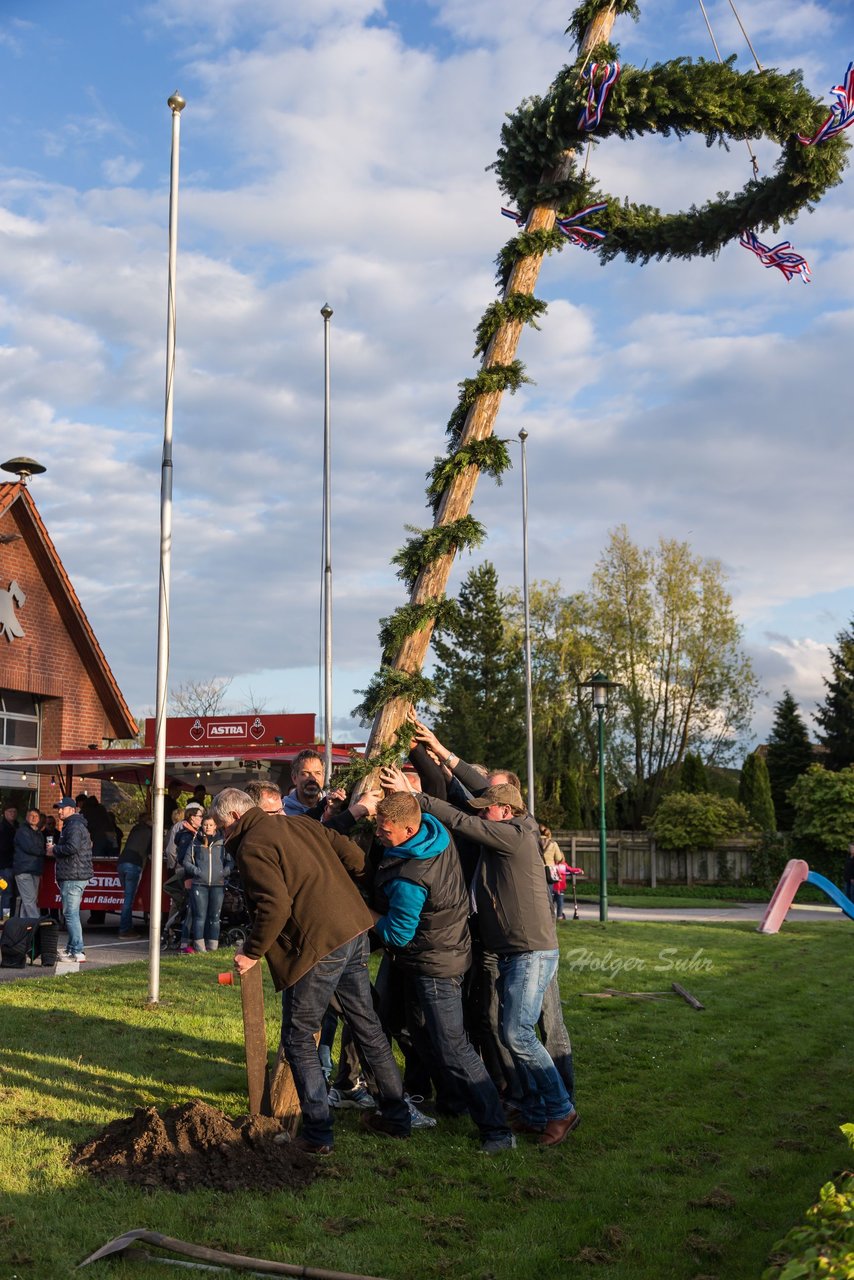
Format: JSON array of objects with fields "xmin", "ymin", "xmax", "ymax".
[
  {"xmin": 280, "ymin": 933, "xmax": 410, "ymax": 1147},
  {"xmin": 117, "ymin": 861, "xmax": 143, "ymax": 933},
  {"xmin": 408, "ymin": 971, "xmax": 511, "ymax": 1142}
]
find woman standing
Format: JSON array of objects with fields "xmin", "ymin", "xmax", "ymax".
[{"xmin": 184, "ymin": 815, "xmax": 234, "ymax": 953}]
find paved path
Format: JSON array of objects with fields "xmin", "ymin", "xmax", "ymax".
[{"xmin": 569, "ymin": 901, "xmax": 847, "ymax": 924}]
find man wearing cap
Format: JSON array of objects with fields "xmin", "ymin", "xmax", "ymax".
[
  {"xmin": 53, "ymin": 797, "xmax": 93, "ymax": 962},
  {"xmin": 381, "ymin": 767, "xmax": 578, "ymax": 1148}
]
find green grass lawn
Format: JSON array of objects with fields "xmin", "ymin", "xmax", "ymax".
[{"xmin": 0, "ymin": 920, "xmax": 851, "ymax": 1280}]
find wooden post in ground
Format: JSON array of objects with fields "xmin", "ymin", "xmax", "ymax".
[
  {"xmin": 239, "ymin": 964, "xmax": 272, "ymax": 1116},
  {"xmin": 361, "ymin": 5, "xmax": 618, "ymax": 771}
]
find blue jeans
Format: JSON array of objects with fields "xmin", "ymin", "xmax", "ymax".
[
  {"xmin": 190, "ymin": 883, "xmax": 225, "ymax": 946},
  {"xmin": 117, "ymin": 861, "xmax": 143, "ymax": 933},
  {"xmin": 408, "ymin": 971, "xmax": 512, "ymax": 1143},
  {"xmin": 59, "ymin": 879, "xmax": 90, "ymax": 957},
  {"xmin": 498, "ymin": 949, "xmax": 572, "ymax": 1127},
  {"xmin": 280, "ymin": 933, "xmax": 410, "ymax": 1147}
]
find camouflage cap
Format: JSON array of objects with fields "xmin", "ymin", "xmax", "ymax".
[{"xmin": 468, "ymin": 783, "xmax": 526, "ymax": 815}]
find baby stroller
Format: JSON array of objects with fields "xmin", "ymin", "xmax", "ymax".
[
  {"xmin": 218, "ymin": 872, "xmax": 253, "ymax": 948},
  {"xmin": 160, "ymin": 871, "xmax": 189, "ymax": 952}
]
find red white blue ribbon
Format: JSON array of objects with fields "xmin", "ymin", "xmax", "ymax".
[
  {"xmin": 556, "ymin": 201, "xmax": 608, "ymax": 250},
  {"xmin": 578, "ymin": 62, "xmax": 621, "ymax": 132},
  {"xmin": 798, "ymin": 62, "xmax": 854, "ymax": 145},
  {"xmin": 739, "ymin": 231, "xmax": 811, "ymax": 284},
  {"xmin": 501, "ymin": 207, "xmax": 526, "ymax": 227}
]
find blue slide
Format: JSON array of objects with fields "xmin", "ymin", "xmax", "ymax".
[{"xmin": 806, "ymin": 870, "xmax": 854, "ymax": 920}]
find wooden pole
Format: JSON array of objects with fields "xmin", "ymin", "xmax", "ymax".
[{"xmin": 363, "ymin": 6, "xmax": 618, "ymax": 769}]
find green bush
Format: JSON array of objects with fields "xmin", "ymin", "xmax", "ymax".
[
  {"xmin": 762, "ymin": 1124, "xmax": 854, "ymax": 1279},
  {"xmin": 647, "ymin": 791, "xmax": 753, "ymax": 853},
  {"xmin": 789, "ymin": 765, "xmax": 854, "ymax": 881}
]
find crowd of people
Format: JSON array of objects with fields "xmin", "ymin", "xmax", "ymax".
[{"xmin": 0, "ymin": 719, "xmax": 579, "ymax": 1157}]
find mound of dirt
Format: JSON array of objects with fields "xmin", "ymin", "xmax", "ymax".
[{"xmin": 70, "ymin": 1099, "xmax": 319, "ymax": 1193}]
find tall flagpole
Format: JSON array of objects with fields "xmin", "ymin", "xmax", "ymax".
[
  {"xmin": 519, "ymin": 428, "xmax": 535, "ymax": 814},
  {"xmin": 321, "ymin": 304, "xmax": 333, "ymax": 785},
  {"xmin": 148, "ymin": 91, "xmax": 186, "ymax": 1005}
]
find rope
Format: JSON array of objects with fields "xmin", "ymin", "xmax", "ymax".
[
  {"xmin": 697, "ymin": 0, "xmax": 760, "ymax": 178},
  {"xmin": 727, "ymin": 0, "xmax": 763, "ymax": 71}
]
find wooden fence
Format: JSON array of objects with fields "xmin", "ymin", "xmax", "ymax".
[{"xmin": 552, "ymin": 830, "xmax": 759, "ymax": 886}]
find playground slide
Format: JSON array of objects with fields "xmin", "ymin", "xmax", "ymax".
[
  {"xmin": 758, "ymin": 857, "xmax": 854, "ymax": 933},
  {"xmin": 806, "ymin": 870, "xmax": 854, "ymax": 920}
]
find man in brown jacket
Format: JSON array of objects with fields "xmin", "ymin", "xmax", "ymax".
[{"xmin": 211, "ymin": 788, "xmax": 410, "ymax": 1154}]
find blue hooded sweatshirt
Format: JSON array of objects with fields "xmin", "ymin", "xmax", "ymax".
[{"xmin": 373, "ymin": 812, "xmax": 450, "ymax": 949}]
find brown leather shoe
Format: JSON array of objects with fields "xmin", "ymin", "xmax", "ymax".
[
  {"xmin": 512, "ymin": 1119, "xmax": 546, "ymax": 1136},
  {"xmin": 293, "ymin": 1136, "xmax": 334, "ymax": 1156},
  {"xmin": 537, "ymin": 1110, "xmax": 581, "ymax": 1147}
]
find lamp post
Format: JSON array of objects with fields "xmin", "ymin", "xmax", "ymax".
[
  {"xmin": 518, "ymin": 428, "xmax": 534, "ymax": 813},
  {"xmin": 580, "ymin": 671, "xmax": 621, "ymax": 923}
]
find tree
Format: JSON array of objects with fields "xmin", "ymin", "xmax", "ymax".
[
  {"xmin": 431, "ymin": 562, "xmax": 525, "ymax": 778},
  {"xmin": 680, "ymin": 752, "xmax": 709, "ymax": 794},
  {"xmin": 647, "ymin": 792, "xmax": 752, "ymax": 854},
  {"xmin": 766, "ymin": 690, "xmax": 814, "ymax": 830},
  {"xmin": 738, "ymin": 751, "xmax": 776, "ymax": 833},
  {"xmin": 588, "ymin": 526, "xmax": 757, "ymax": 825},
  {"xmin": 788, "ymin": 764, "xmax": 854, "ymax": 880},
  {"xmin": 505, "ymin": 580, "xmax": 601, "ymax": 826},
  {"xmin": 815, "ymin": 620, "xmax": 854, "ymax": 770},
  {"xmin": 170, "ymin": 677, "xmax": 233, "ymax": 717}
]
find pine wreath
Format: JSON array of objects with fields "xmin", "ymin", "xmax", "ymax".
[{"xmin": 495, "ymin": 55, "xmax": 850, "ymax": 266}]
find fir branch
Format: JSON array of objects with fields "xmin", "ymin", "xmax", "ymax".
[
  {"xmin": 352, "ymin": 667, "xmax": 436, "ymax": 724},
  {"xmin": 445, "ymin": 360, "xmax": 532, "ymax": 446},
  {"xmin": 331, "ymin": 720, "xmax": 414, "ymax": 793},
  {"xmin": 494, "ymin": 227, "xmax": 569, "ymax": 291},
  {"xmin": 426, "ymin": 437, "xmax": 512, "ymax": 513},
  {"xmin": 474, "ymin": 293, "xmax": 549, "ymax": 357},
  {"xmin": 392, "ymin": 516, "xmax": 486, "ymax": 591},
  {"xmin": 378, "ymin": 597, "xmax": 462, "ymax": 663},
  {"xmin": 493, "ymin": 54, "xmax": 849, "ymax": 266},
  {"xmin": 565, "ymin": 1, "xmax": 639, "ymax": 50}
]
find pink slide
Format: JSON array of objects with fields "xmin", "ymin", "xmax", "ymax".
[{"xmin": 757, "ymin": 859, "xmax": 810, "ymax": 934}]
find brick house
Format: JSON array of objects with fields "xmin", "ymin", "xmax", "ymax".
[{"xmin": 0, "ymin": 479, "xmax": 136, "ymax": 812}]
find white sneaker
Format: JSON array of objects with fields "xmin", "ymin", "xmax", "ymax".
[
  {"xmin": 405, "ymin": 1095, "xmax": 437, "ymax": 1129},
  {"xmin": 60, "ymin": 949, "xmax": 75, "ymax": 961},
  {"xmin": 327, "ymin": 1084, "xmax": 376, "ymax": 1110},
  {"xmin": 76, "ymin": 952, "xmax": 87, "ymax": 962}
]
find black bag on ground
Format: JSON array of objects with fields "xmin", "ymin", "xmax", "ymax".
[
  {"xmin": 34, "ymin": 918, "xmax": 59, "ymax": 966},
  {"xmin": 1, "ymin": 917, "xmax": 34, "ymax": 968}
]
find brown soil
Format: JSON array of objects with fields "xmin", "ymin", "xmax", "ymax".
[{"xmin": 70, "ymin": 1099, "xmax": 320, "ymax": 1193}]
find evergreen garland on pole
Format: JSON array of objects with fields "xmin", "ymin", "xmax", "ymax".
[{"xmin": 346, "ymin": 0, "xmax": 850, "ymax": 791}]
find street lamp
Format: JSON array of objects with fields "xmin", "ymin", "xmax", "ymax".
[{"xmin": 579, "ymin": 671, "xmax": 621, "ymax": 922}]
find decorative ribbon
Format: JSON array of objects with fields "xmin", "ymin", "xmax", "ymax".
[
  {"xmin": 798, "ymin": 62, "xmax": 854, "ymax": 145},
  {"xmin": 739, "ymin": 231, "xmax": 811, "ymax": 284},
  {"xmin": 556, "ymin": 201, "xmax": 608, "ymax": 250},
  {"xmin": 501, "ymin": 207, "xmax": 526, "ymax": 226},
  {"xmin": 578, "ymin": 62, "xmax": 621, "ymax": 132}
]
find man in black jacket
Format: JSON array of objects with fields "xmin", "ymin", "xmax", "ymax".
[
  {"xmin": 13, "ymin": 808, "xmax": 45, "ymax": 918},
  {"xmin": 53, "ymin": 797, "xmax": 93, "ymax": 962},
  {"xmin": 383, "ymin": 767, "xmax": 578, "ymax": 1149},
  {"xmin": 371, "ymin": 790, "xmax": 514, "ymax": 1155}
]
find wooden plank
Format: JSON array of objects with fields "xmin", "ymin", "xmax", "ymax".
[
  {"xmin": 269, "ymin": 1044, "xmax": 302, "ymax": 1133},
  {"xmin": 672, "ymin": 981, "xmax": 705, "ymax": 1010},
  {"xmin": 240, "ymin": 964, "xmax": 272, "ymax": 1116}
]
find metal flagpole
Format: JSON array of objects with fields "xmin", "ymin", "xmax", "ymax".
[
  {"xmin": 148, "ymin": 91, "xmax": 186, "ymax": 1005},
  {"xmin": 321, "ymin": 304, "xmax": 333, "ymax": 786},
  {"xmin": 519, "ymin": 428, "xmax": 535, "ymax": 814}
]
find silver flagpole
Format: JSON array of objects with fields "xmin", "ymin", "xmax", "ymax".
[
  {"xmin": 148, "ymin": 91, "xmax": 186, "ymax": 1004},
  {"xmin": 321, "ymin": 304, "xmax": 333, "ymax": 786},
  {"xmin": 519, "ymin": 428, "xmax": 535, "ymax": 814}
]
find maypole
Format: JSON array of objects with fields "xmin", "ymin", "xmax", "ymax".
[
  {"xmin": 358, "ymin": 3, "xmax": 620, "ymax": 776},
  {"xmin": 351, "ymin": 0, "xmax": 848, "ymax": 786}
]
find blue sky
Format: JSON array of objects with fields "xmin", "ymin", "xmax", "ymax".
[{"xmin": 1, "ymin": 0, "xmax": 853, "ymax": 750}]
